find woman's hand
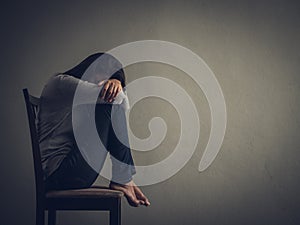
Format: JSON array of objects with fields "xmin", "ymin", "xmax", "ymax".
[{"xmin": 98, "ymin": 79, "xmax": 122, "ymax": 102}]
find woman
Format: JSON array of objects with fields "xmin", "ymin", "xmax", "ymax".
[{"xmin": 37, "ymin": 52, "xmax": 150, "ymax": 207}]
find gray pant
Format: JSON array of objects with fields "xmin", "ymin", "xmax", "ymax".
[{"xmin": 45, "ymin": 104, "xmax": 136, "ymax": 191}]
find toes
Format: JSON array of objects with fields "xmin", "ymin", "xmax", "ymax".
[
  {"xmin": 133, "ymin": 187, "xmax": 150, "ymax": 206},
  {"xmin": 110, "ymin": 181, "xmax": 150, "ymax": 207},
  {"xmin": 125, "ymin": 194, "xmax": 140, "ymax": 207},
  {"xmin": 123, "ymin": 189, "xmax": 140, "ymax": 207}
]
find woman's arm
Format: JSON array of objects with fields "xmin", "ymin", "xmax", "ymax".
[
  {"xmin": 108, "ymin": 69, "xmax": 126, "ymax": 88},
  {"xmin": 56, "ymin": 73, "xmax": 126, "ymax": 106},
  {"xmin": 99, "ymin": 79, "xmax": 122, "ymax": 102}
]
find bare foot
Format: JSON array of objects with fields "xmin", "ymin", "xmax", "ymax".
[{"xmin": 109, "ymin": 180, "xmax": 151, "ymax": 207}]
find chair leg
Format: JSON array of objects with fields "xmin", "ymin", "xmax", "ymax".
[
  {"xmin": 110, "ymin": 199, "xmax": 121, "ymax": 225},
  {"xmin": 48, "ymin": 209, "xmax": 56, "ymax": 225},
  {"xmin": 36, "ymin": 208, "xmax": 45, "ymax": 225}
]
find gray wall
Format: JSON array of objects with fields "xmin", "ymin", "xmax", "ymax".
[{"xmin": 1, "ymin": 1, "xmax": 300, "ymax": 224}]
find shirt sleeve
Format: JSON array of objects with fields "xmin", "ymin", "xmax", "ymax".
[{"xmin": 56, "ymin": 73, "xmax": 127, "ymax": 106}]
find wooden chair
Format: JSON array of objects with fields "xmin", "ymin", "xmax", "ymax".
[{"xmin": 22, "ymin": 88, "xmax": 123, "ymax": 225}]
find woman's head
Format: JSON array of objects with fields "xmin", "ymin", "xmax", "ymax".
[{"xmin": 64, "ymin": 52, "xmax": 126, "ymax": 86}]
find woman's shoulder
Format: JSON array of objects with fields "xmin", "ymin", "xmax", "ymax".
[
  {"xmin": 41, "ymin": 72, "xmax": 69, "ymax": 100},
  {"xmin": 40, "ymin": 72, "xmax": 74, "ymax": 109},
  {"xmin": 44, "ymin": 72, "xmax": 63, "ymax": 86}
]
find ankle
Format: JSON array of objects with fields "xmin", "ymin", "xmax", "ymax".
[{"xmin": 110, "ymin": 179, "xmax": 134, "ymax": 187}]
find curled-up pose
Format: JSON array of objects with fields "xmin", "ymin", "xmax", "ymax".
[{"xmin": 38, "ymin": 53, "xmax": 150, "ymax": 207}]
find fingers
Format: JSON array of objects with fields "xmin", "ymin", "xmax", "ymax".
[
  {"xmin": 99, "ymin": 79, "xmax": 122, "ymax": 102},
  {"xmin": 105, "ymin": 84, "xmax": 115, "ymax": 102},
  {"xmin": 111, "ymin": 86, "xmax": 121, "ymax": 101},
  {"xmin": 100, "ymin": 81, "xmax": 111, "ymax": 100}
]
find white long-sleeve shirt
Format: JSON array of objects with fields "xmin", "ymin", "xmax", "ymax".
[{"xmin": 37, "ymin": 72, "xmax": 129, "ymax": 179}]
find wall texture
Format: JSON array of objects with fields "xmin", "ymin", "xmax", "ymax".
[{"xmin": 1, "ymin": 1, "xmax": 300, "ymax": 225}]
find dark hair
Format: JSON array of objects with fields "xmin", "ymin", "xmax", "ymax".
[{"xmin": 63, "ymin": 52, "xmax": 126, "ymax": 87}]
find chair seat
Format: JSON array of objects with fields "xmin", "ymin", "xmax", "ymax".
[{"xmin": 46, "ymin": 186, "xmax": 124, "ymax": 199}]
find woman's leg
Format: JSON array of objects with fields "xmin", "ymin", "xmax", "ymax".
[
  {"xmin": 45, "ymin": 103, "xmax": 136, "ymax": 191},
  {"xmin": 45, "ymin": 148, "xmax": 99, "ymax": 191},
  {"xmin": 95, "ymin": 103, "xmax": 150, "ymax": 207},
  {"xmin": 108, "ymin": 104, "xmax": 136, "ymax": 184},
  {"xmin": 95, "ymin": 103, "xmax": 136, "ymax": 184}
]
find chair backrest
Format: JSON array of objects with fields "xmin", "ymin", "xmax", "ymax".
[{"xmin": 23, "ymin": 88, "xmax": 46, "ymax": 203}]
